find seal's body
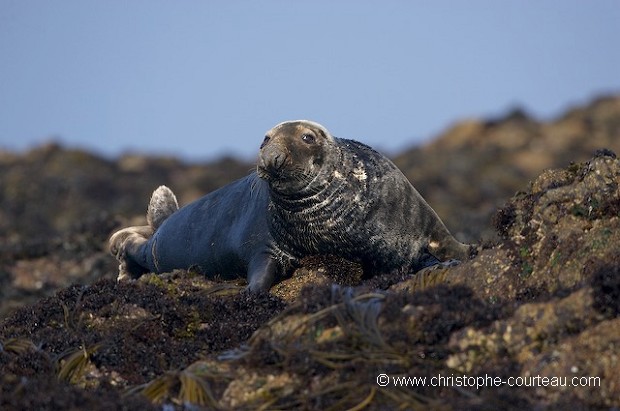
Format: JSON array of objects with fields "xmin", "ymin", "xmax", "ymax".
[
  {"xmin": 258, "ymin": 121, "xmax": 472, "ymax": 273},
  {"xmin": 110, "ymin": 120, "xmax": 473, "ymax": 292},
  {"xmin": 110, "ymin": 176, "xmax": 285, "ymax": 291}
]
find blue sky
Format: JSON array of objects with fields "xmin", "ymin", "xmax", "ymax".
[{"xmin": 1, "ymin": 1, "xmax": 619, "ymax": 161}]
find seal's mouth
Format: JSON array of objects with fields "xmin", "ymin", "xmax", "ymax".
[
  {"xmin": 257, "ymin": 164, "xmax": 278, "ymax": 181},
  {"xmin": 258, "ymin": 163, "xmax": 297, "ymax": 186}
]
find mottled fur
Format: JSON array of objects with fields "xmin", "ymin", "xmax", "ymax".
[
  {"xmin": 259, "ymin": 120, "xmax": 472, "ymax": 274},
  {"xmin": 147, "ymin": 185, "xmax": 178, "ymax": 230},
  {"xmin": 109, "ymin": 120, "xmax": 473, "ymax": 291}
]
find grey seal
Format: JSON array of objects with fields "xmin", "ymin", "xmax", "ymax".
[{"xmin": 109, "ymin": 120, "xmax": 473, "ymax": 292}]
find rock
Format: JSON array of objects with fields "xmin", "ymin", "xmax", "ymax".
[{"xmin": 2, "ymin": 95, "xmax": 620, "ymax": 409}]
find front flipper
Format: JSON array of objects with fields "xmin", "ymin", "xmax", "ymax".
[{"xmin": 246, "ymin": 254, "xmax": 280, "ymax": 293}]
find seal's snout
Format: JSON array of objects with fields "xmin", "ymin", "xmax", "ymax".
[{"xmin": 259, "ymin": 143, "xmax": 288, "ymax": 176}]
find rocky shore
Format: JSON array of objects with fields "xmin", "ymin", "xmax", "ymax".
[{"xmin": 1, "ymin": 95, "xmax": 619, "ymax": 409}]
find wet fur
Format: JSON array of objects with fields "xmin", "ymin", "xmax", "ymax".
[{"xmin": 110, "ymin": 120, "xmax": 473, "ymax": 291}]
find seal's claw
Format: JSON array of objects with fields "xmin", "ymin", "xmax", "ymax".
[
  {"xmin": 117, "ymin": 262, "xmax": 130, "ymax": 282},
  {"xmin": 441, "ymin": 259, "xmax": 461, "ymax": 268}
]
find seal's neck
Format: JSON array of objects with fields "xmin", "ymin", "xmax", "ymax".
[{"xmin": 267, "ymin": 141, "xmax": 374, "ymax": 258}]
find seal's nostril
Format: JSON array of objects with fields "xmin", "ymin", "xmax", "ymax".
[
  {"xmin": 273, "ymin": 153, "xmax": 283, "ymax": 169},
  {"xmin": 261, "ymin": 145, "xmax": 287, "ymax": 173}
]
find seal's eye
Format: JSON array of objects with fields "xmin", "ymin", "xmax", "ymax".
[
  {"xmin": 260, "ymin": 136, "xmax": 270, "ymax": 149},
  {"xmin": 301, "ymin": 133, "xmax": 315, "ymax": 144}
]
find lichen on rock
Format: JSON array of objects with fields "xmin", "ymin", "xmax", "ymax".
[{"xmin": 3, "ymin": 96, "xmax": 620, "ymax": 409}]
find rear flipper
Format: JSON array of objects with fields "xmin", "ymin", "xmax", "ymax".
[
  {"xmin": 109, "ymin": 225, "xmax": 152, "ymax": 281},
  {"xmin": 147, "ymin": 185, "xmax": 179, "ymax": 230},
  {"xmin": 109, "ymin": 185, "xmax": 180, "ymax": 281}
]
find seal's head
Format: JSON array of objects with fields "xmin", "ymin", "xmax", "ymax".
[{"xmin": 257, "ymin": 120, "xmax": 336, "ymax": 194}]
